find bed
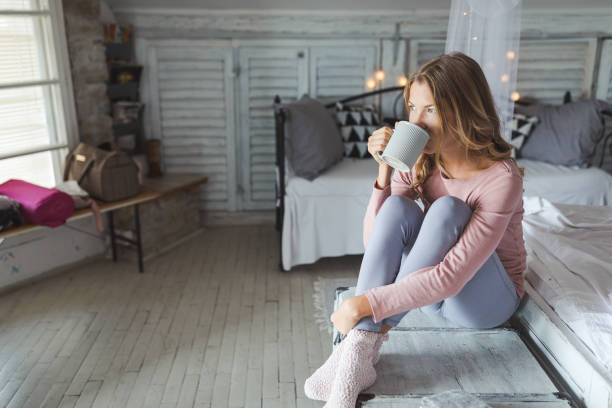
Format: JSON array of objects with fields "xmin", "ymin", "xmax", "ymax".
[
  {"xmin": 515, "ymin": 197, "xmax": 612, "ymax": 407},
  {"xmin": 274, "ymin": 88, "xmax": 612, "ymax": 406}
]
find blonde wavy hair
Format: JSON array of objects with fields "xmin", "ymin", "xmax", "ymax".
[{"xmin": 405, "ymin": 52, "xmax": 523, "ymax": 200}]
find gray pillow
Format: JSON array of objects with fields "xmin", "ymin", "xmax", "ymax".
[
  {"xmin": 515, "ymin": 99, "xmax": 608, "ymax": 167},
  {"xmin": 284, "ymin": 95, "xmax": 344, "ymax": 180}
]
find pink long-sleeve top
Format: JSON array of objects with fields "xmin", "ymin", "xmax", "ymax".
[{"xmin": 362, "ymin": 159, "xmax": 526, "ymax": 324}]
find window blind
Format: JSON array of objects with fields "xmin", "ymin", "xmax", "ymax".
[{"xmin": 0, "ymin": 1, "xmax": 68, "ymax": 188}]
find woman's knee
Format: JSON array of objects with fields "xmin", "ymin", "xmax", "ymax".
[
  {"xmin": 425, "ymin": 196, "xmax": 472, "ymax": 230},
  {"xmin": 378, "ymin": 195, "xmax": 423, "ymax": 225}
]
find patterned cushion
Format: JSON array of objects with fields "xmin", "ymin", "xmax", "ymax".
[
  {"xmin": 509, "ymin": 113, "xmax": 538, "ymax": 158},
  {"xmin": 335, "ymin": 102, "xmax": 381, "ymax": 159}
]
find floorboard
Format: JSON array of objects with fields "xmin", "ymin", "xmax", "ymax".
[{"xmin": 0, "ymin": 225, "xmax": 567, "ymax": 407}]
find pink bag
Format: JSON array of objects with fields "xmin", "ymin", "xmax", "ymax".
[{"xmin": 0, "ymin": 179, "xmax": 75, "ymax": 227}]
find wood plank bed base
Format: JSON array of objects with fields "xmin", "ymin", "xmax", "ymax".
[
  {"xmin": 512, "ymin": 282, "xmax": 612, "ymax": 408},
  {"xmin": 333, "ymin": 287, "xmax": 577, "ymax": 407}
]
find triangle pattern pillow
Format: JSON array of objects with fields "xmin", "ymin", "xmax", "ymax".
[
  {"xmin": 510, "ymin": 113, "xmax": 538, "ymax": 158},
  {"xmin": 336, "ymin": 102, "xmax": 381, "ymax": 159}
]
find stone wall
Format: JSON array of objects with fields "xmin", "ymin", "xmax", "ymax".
[{"xmin": 62, "ymin": 0, "xmax": 112, "ymax": 146}]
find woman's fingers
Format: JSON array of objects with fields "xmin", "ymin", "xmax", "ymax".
[{"xmin": 368, "ymin": 126, "xmax": 394, "ymax": 162}]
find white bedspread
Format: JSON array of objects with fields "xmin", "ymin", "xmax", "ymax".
[
  {"xmin": 522, "ymin": 197, "xmax": 612, "ymax": 375},
  {"xmin": 282, "ymin": 158, "xmax": 612, "ymax": 270}
]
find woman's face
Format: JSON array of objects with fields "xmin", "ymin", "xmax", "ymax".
[{"xmin": 407, "ymin": 80, "xmax": 443, "ymax": 155}]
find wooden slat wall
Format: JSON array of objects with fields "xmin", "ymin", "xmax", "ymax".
[
  {"xmin": 239, "ymin": 47, "xmax": 307, "ymax": 209},
  {"xmin": 153, "ymin": 46, "xmax": 236, "ymax": 211}
]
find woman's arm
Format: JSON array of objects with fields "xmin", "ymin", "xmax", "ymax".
[
  {"xmin": 376, "ymin": 162, "xmax": 393, "ymax": 189},
  {"xmin": 364, "ymin": 173, "xmax": 523, "ymax": 324},
  {"xmin": 363, "ymin": 168, "xmax": 419, "ymax": 248}
]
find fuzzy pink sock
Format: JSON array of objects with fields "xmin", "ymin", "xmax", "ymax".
[
  {"xmin": 371, "ymin": 332, "xmax": 389, "ymax": 365},
  {"xmin": 304, "ymin": 336, "xmax": 349, "ymax": 401},
  {"xmin": 323, "ymin": 329, "xmax": 381, "ymax": 408},
  {"xmin": 304, "ymin": 330, "xmax": 388, "ymax": 402}
]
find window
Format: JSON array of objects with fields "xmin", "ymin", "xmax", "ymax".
[{"xmin": 0, "ymin": 0, "xmax": 77, "ymax": 188}]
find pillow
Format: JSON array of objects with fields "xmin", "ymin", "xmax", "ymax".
[
  {"xmin": 284, "ymin": 95, "xmax": 344, "ymax": 181},
  {"xmin": 335, "ymin": 102, "xmax": 381, "ymax": 159},
  {"xmin": 509, "ymin": 113, "xmax": 538, "ymax": 158},
  {"xmin": 515, "ymin": 99, "xmax": 608, "ymax": 167}
]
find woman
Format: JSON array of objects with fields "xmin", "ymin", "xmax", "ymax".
[{"xmin": 304, "ymin": 52, "xmax": 526, "ymax": 408}]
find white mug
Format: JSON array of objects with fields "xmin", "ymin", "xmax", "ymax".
[{"xmin": 377, "ymin": 121, "xmax": 430, "ymax": 172}]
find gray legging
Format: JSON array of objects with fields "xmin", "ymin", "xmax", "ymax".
[{"xmin": 354, "ymin": 195, "xmax": 520, "ymax": 332}]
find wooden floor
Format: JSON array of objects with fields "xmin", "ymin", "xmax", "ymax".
[{"xmin": 0, "ymin": 225, "xmax": 358, "ymax": 408}]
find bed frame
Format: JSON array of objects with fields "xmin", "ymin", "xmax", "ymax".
[
  {"xmin": 273, "ymin": 89, "xmax": 612, "ymax": 263},
  {"xmin": 273, "ymin": 89, "xmax": 612, "ymax": 406},
  {"xmin": 272, "ymin": 85, "xmax": 405, "ymax": 243}
]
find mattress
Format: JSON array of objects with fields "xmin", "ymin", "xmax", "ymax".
[
  {"xmin": 282, "ymin": 158, "xmax": 612, "ymax": 270},
  {"xmin": 522, "ymin": 196, "xmax": 612, "ymax": 378},
  {"xmin": 282, "ymin": 159, "xmax": 378, "ymax": 270}
]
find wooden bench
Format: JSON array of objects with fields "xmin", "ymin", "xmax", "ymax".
[{"xmin": 0, "ymin": 173, "xmax": 207, "ymax": 273}]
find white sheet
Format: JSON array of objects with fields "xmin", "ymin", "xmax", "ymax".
[
  {"xmin": 518, "ymin": 159, "xmax": 612, "ymax": 206},
  {"xmin": 522, "ymin": 196, "xmax": 612, "ymax": 375}
]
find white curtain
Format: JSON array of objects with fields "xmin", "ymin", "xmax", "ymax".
[{"xmin": 445, "ymin": 0, "xmax": 522, "ymax": 141}]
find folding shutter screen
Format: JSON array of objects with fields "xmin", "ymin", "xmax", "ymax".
[
  {"xmin": 410, "ymin": 40, "xmax": 445, "ymax": 73},
  {"xmin": 237, "ymin": 42, "xmax": 379, "ymax": 210},
  {"xmin": 516, "ymin": 40, "xmax": 596, "ymax": 105},
  {"xmin": 309, "ymin": 44, "xmax": 378, "ymax": 102},
  {"xmin": 238, "ymin": 47, "xmax": 308, "ymax": 210},
  {"xmin": 149, "ymin": 44, "xmax": 236, "ymax": 211},
  {"xmin": 410, "ymin": 39, "xmax": 595, "ymax": 105}
]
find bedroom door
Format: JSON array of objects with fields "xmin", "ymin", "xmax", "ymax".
[
  {"xmin": 237, "ymin": 41, "xmax": 379, "ymax": 211},
  {"xmin": 146, "ymin": 40, "xmax": 237, "ymax": 211}
]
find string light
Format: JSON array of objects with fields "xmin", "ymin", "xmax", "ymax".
[
  {"xmin": 375, "ymin": 70, "xmax": 385, "ymax": 81},
  {"xmin": 398, "ymin": 75, "xmax": 408, "ymax": 86},
  {"xmin": 472, "ymin": 36, "xmax": 478, "ymax": 40},
  {"xmin": 511, "ymin": 92, "xmax": 520, "ymax": 101},
  {"xmin": 501, "ymin": 74, "xmax": 510, "ymax": 83},
  {"xmin": 506, "ymin": 50, "xmax": 516, "ymax": 59},
  {"xmin": 366, "ymin": 78, "xmax": 376, "ymax": 89},
  {"xmin": 463, "ymin": 11, "xmax": 468, "ymax": 16}
]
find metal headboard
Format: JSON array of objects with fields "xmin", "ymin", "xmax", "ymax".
[{"xmin": 273, "ymin": 86, "xmax": 404, "ymax": 232}]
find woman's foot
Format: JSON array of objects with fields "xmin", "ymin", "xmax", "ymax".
[
  {"xmin": 323, "ymin": 329, "xmax": 381, "ymax": 408},
  {"xmin": 304, "ymin": 336, "xmax": 349, "ymax": 401},
  {"xmin": 304, "ymin": 329, "xmax": 388, "ymax": 402}
]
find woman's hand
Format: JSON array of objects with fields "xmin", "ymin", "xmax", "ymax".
[
  {"xmin": 330, "ymin": 295, "xmax": 373, "ymax": 335},
  {"xmin": 367, "ymin": 122, "xmax": 398, "ymax": 166}
]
